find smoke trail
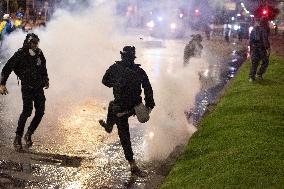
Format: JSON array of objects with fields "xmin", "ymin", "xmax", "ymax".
[{"xmin": 143, "ymin": 58, "xmax": 208, "ymax": 160}]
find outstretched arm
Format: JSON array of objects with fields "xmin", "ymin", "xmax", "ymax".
[{"xmin": 0, "ymin": 53, "xmax": 18, "ymax": 95}]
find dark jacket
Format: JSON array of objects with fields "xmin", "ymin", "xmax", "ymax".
[
  {"xmin": 102, "ymin": 61, "xmax": 155, "ymax": 111},
  {"xmin": 249, "ymin": 25, "xmax": 270, "ymax": 50},
  {"xmin": 0, "ymin": 48, "xmax": 49, "ymax": 88}
]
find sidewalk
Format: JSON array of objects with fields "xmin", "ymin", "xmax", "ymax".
[{"xmin": 159, "ymin": 51, "xmax": 284, "ymax": 187}]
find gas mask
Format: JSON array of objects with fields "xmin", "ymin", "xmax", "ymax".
[{"xmin": 29, "ymin": 49, "xmax": 36, "ymax": 56}]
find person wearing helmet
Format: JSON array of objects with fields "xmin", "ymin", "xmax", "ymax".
[
  {"xmin": 14, "ymin": 12, "xmax": 24, "ymax": 29},
  {"xmin": 0, "ymin": 33, "xmax": 49, "ymax": 151},
  {"xmin": 183, "ymin": 34, "xmax": 203, "ymax": 66},
  {"xmin": 248, "ymin": 18, "xmax": 270, "ymax": 82},
  {"xmin": 99, "ymin": 46, "xmax": 155, "ymax": 176},
  {"xmin": 0, "ymin": 14, "xmax": 14, "ymax": 39}
]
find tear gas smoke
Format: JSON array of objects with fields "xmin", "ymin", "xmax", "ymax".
[
  {"xmin": 143, "ymin": 58, "xmax": 207, "ymax": 160},
  {"xmin": 0, "ymin": 1, "xmax": 208, "ymax": 160},
  {"xmin": 1, "ymin": 1, "xmax": 131, "ymax": 117}
]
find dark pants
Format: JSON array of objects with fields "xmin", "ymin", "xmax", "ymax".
[
  {"xmin": 106, "ymin": 101, "xmax": 135, "ymax": 162},
  {"xmin": 249, "ymin": 49, "xmax": 269, "ymax": 79},
  {"xmin": 16, "ymin": 86, "xmax": 45, "ymax": 137}
]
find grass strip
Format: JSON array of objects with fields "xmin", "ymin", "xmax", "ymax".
[{"xmin": 160, "ymin": 54, "xmax": 284, "ymax": 189}]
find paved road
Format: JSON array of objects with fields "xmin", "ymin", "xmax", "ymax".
[
  {"xmin": 0, "ymin": 33, "xmax": 201, "ymax": 188},
  {"xmin": 0, "ymin": 30, "xmax": 245, "ymax": 188}
]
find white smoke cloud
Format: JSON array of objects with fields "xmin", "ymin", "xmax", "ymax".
[
  {"xmin": 143, "ymin": 58, "xmax": 208, "ymax": 160},
  {"xmin": 0, "ymin": 1, "xmax": 208, "ymax": 160},
  {"xmin": 1, "ymin": 1, "xmax": 131, "ymax": 113}
]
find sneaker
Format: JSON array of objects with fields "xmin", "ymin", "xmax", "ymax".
[
  {"xmin": 13, "ymin": 135, "xmax": 23, "ymax": 151},
  {"xmin": 248, "ymin": 78, "xmax": 254, "ymax": 82},
  {"xmin": 24, "ymin": 131, "xmax": 33, "ymax": 148},
  {"xmin": 98, "ymin": 120, "xmax": 113, "ymax": 133},
  {"xmin": 256, "ymin": 75, "xmax": 263, "ymax": 80},
  {"xmin": 130, "ymin": 161, "xmax": 147, "ymax": 177}
]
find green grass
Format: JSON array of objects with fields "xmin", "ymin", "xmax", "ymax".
[{"xmin": 160, "ymin": 54, "xmax": 284, "ymax": 189}]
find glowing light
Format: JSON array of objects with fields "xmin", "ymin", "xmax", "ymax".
[
  {"xmin": 147, "ymin": 20, "xmax": 155, "ymax": 28},
  {"xmin": 262, "ymin": 10, "xmax": 267, "ymax": 15},
  {"xmin": 158, "ymin": 16, "xmax": 163, "ymax": 21},
  {"xmin": 229, "ymin": 66, "xmax": 237, "ymax": 71},
  {"xmin": 149, "ymin": 132, "xmax": 154, "ymax": 138},
  {"xmin": 249, "ymin": 26, "xmax": 253, "ymax": 34},
  {"xmin": 179, "ymin": 13, "xmax": 183, "ymax": 18},
  {"xmin": 232, "ymin": 58, "xmax": 238, "ymax": 62},
  {"xmin": 170, "ymin": 23, "xmax": 176, "ymax": 29},
  {"xmin": 233, "ymin": 25, "xmax": 240, "ymax": 30},
  {"xmin": 194, "ymin": 9, "xmax": 200, "ymax": 16}
]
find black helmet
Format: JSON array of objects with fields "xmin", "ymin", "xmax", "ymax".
[
  {"xmin": 120, "ymin": 46, "xmax": 136, "ymax": 62},
  {"xmin": 23, "ymin": 33, "xmax": 40, "ymax": 48},
  {"xmin": 120, "ymin": 46, "xmax": 135, "ymax": 55}
]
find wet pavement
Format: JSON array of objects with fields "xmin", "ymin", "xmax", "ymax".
[
  {"xmin": 190, "ymin": 42, "xmax": 247, "ymax": 125},
  {"xmin": 0, "ymin": 34, "xmax": 246, "ymax": 188}
]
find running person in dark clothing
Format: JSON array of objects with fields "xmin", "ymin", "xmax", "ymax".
[
  {"xmin": 99, "ymin": 46, "xmax": 155, "ymax": 176},
  {"xmin": 183, "ymin": 34, "xmax": 203, "ymax": 66},
  {"xmin": 0, "ymin": 33, "xmax": 49, "ymax": 151}
]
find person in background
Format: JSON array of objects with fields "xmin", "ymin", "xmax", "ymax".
[
  {"xmin": 0, "ymin": 14, "xmax": 14, "ymax": 40},
  {"xmin": 14, "ymin": 12, "xmax": 24, "ymax": 29},
  {"xmin": 183, "ymin": 34, "xmax": 203, "ymax": 66},
  {"xmin": 248, "ymin": 18, "xmax": 270, "ymax": 82},
  {"xmin": 224, "ymin": 24, "xmax": 230, "ymax": 43}
]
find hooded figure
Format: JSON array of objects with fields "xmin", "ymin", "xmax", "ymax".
[
  {"xmin": 183, "ymin": 34, "xmax": 203, "ymax": 66},
  {"xmin": 99, "ymin": 46, "xmax": 155, "ymax": 176},
  {"xmin": 0, "ymin": 33, "xmax": 49, "ymax": 151}
]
